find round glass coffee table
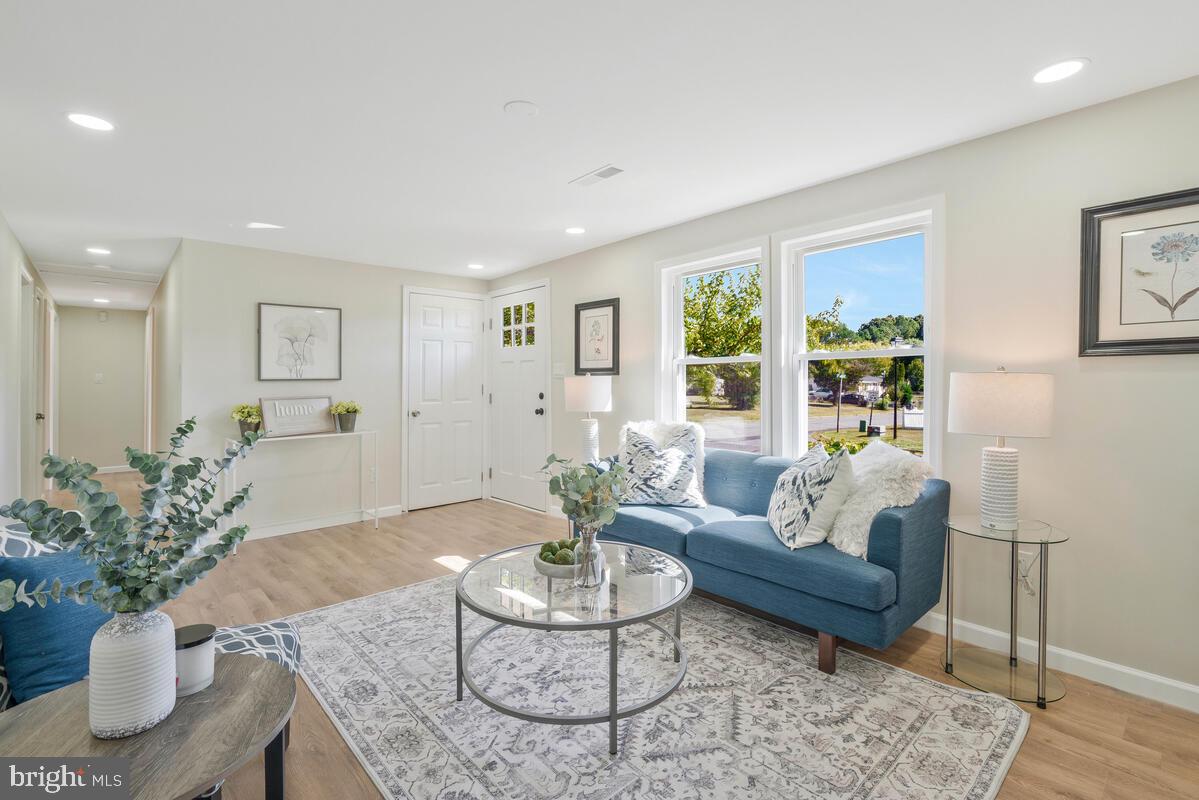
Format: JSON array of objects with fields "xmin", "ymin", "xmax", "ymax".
[{"xmin": 455, "ymin": 541, "xmax": 692, "ymax": 754}]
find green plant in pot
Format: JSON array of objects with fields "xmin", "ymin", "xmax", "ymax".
[
  {"xmin": 230, "ymin": 403, "xmax": 262, "ymax": 436},
  {"xmin": 541, "ymin": 455, "xmax": 626, "ymax": 589},
  {"xmin": 330, "ymin": 400, "xmax": 362, "ymax": 433},
  {"xmin": 0, "ymin": 418, "xmax": 258, "ymax": 738}
]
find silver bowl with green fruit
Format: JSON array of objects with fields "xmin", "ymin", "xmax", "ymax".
[{"xmin": 533, "ymin": 537, "xmax": 582, "ymax": 578}]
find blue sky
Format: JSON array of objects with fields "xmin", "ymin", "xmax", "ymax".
[{"xmin": 804, "ymin": 233, "xmax": 924, "ymax": 329}]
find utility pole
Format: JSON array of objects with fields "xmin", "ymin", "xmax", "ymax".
[{"xmin": 835, "ymin": 371, "xmax": 845, "ymax": 433}]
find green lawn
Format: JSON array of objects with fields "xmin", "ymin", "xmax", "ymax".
[
  {"xmin": 686, "ymin": 403, "xmax": 761, "ymax": 422},
  {"xmin": 810, "ymin": 427, "xmax": 924, "ymax": 455}
]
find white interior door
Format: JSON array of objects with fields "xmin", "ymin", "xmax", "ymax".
[
  {"xmin": 406, "ymin": 292, "xmax": 484, "ymax": 510},
  {"xmin": 489, "ymin": 285, "xmax": 548, "ymax": 511}
]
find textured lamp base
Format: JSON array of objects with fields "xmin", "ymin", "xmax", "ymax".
[
  {"xmin": 579, "ymin": 418, "xmax": 599, "ymax": 465},
  {"xmin": 980, "ymin": 446, "xmax": 1019, "ymax": 530}
]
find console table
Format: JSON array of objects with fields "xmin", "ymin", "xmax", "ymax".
[
  {"xmin": 942, "ymin": 516, "xmax": 1069, "ymax": 708},
  {"xmin": 0, "ymin": 654, "xmax": 295, "ymax": 800},
  {"xmin": 223, "ymin": 429, "xmax": 379, "ymax": 533}
]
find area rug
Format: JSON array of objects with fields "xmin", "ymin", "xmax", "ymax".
[{"xmin": 288, "ymin": 576, "xmax": 1027, "ymax": 799}]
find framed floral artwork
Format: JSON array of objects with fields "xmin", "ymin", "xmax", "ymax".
[
  {"xmin": 258, "ymin": 303, "xmax": 342, "ymax": 379},
  {"xmin": 1080, "ymin": 187, "xmax": 1199, "ymax": 356},
  {"xmin": 574, "ymin": 298, "xmax": 619, "ymax": 375}
]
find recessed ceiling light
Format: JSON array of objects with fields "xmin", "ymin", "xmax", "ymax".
[
  {"xmin": 565, "ymin": 227, "xmax": 586, "ymax": 235},
  {"xmin": 91, "ymin": 264, "xmax": 112, "ymax": 270},
  {"xmin": 1033, "ymin": 58, "xmax": 1089, "ymax": 84},
  {"xmin": 86, "ymin": 246, "xmax": 111, "ymax": 255},
  {"xmin": 67, "ymin": 113, "xmax": 115, "ymax": 131},
  {"xmin": 467, "ymin": 264, "xmax": 485, "ymax": 271},
  {"xmin": 502, "ymin": 100, "xmax": 539, "ymax": 117},
  {"xmin": 246, "ymin": 221, "xmax": 284, "ymax": 229},
  {"xmin": 93, "ymin": 298, "xmax": 110, "ymax": 304}
]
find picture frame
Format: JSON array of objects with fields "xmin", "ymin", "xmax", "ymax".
[
  {"xmin": 574, "ymin": 298, "xmax": 620, "ymax": 375},
  {"xmin": 258, "ymin": 303, "xmax": 343, "ymax": 380},
  {"xmin": 1080, "ymin": 187, "xmax": 1199, "ymax": 356},
  {"xmin": 259, "ymin": 395, "xmax": 336, "ymax": 438}
]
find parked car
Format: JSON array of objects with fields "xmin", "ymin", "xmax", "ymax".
[
  {"xmin": 840, "ymin": 392, "xmax": 866, "ymax": 406},
  {"xmin": 809, "ymin": 389, "xmax": 833, "ymax": 402}
]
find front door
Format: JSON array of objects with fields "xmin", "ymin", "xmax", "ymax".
[
  {"xmin": 407, "ymin": 292, "xmax": 484, "ymax": 510},
  {"xmin": 489, "ymin": 286, "xmax": 548, "ymax": 511}
]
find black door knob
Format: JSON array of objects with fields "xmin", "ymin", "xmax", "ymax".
[
  {"xmin": 534, "ymin": 408, "xmax": 544, "ymax": 416},
  {"xmin": 538, "ymin": 392, "xmax": 544, "ymax": 400}
]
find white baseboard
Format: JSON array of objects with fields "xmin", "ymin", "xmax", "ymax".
[
  {"xmin": 915, "ymin": 611, "xmax": 1199, "ymax": 713},
  {"xmin": 95, "ymin": 466, "xmax": 135, "ymax": 474},
  {"xmin": 242, "ymin": 504, "xmax": 404, "ymax": 541}
]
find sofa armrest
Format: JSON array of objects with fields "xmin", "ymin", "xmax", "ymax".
[{"xmin": 866, "ymin": 479, "xmax": 950, "ymax": 621}]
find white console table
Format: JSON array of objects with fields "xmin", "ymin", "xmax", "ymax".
[{"xmin": 223, "ymin": 430, "xmax": 380, "ymax": 535}]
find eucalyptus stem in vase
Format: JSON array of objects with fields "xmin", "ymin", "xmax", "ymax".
[{"xmin": 541, "ymin": 455, "xmax": 626, "ymax": 589}]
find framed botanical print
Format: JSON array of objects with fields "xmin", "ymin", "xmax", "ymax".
[
  {"xmin": 574, "ymin": 298, "xmax": 620, "ymax": 375},
  {"xmin": 1080, "ymin": 187, "xmax": 1199, "ymax": 356},
  {"xmin": 258, "ymin": 303, "xmax": 342, "ymax": 379}
]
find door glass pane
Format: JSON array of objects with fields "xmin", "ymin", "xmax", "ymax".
[
  {"xmin": 503, "ymin": 306, "xmax": 512, "ymax": 327},
  {"xmin": 514, "ymin": 328, "xmax": 523, "ymax": 347},
  {"xmin": 514, "ymin": 304, "xmax": 524, "ymax": 324},
  {"xmin": 804, "ymin": 233, "xmax": 924, "ymax": 352},
  {"xmin": 682, "ymin": 264, "xmax": 762, "ymax": 358},
  {"xmin": 685, "ymin": 362, "xmax": 761, "ymax": 453},
  {"xmin": 807, "ymin": 356, "xmax": 924, "ymax": 455},
  {"xmin": 525, "ymin": 325, "xmax": 535, "ymax": 345},
  {"xmin": 502, "ymin": 329, "xmax": 512, "ymax": 347},
  {"xmin": 525, "ymin": 302, "xmax": 535, "ymax": 323}
]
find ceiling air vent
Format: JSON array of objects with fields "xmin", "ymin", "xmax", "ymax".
[{"xmin": 568, "ymin": 164, "xmax": 624, "ymax": 187}]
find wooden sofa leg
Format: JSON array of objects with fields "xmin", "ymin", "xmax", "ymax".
[{"xmin": 818, "ymin": 632, "xmax": 837, "ymax": 674}]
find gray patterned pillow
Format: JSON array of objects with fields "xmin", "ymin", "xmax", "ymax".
[
  {"xmin": 767, "ymin": 447, "xmax": 855, "ymax": 549},
  {"xmin": 619, "ymin": 429, "xmax": 706, "ymax": 507}
]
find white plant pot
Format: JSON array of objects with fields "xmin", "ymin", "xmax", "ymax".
[{"xmin": 89, "ymin": 610, "xmax": 177, "ymax": 739}]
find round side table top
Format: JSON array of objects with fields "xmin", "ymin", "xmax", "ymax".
[
  {"xmin": 0, "ymin": 652, "xmax": 295, "ymax": 800},
  {"xmin": 945, "ymin": 516, "xmax": 1069, "ymax": 545}
]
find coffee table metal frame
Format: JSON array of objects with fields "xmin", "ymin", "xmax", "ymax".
[{"xmin": 454, "ymin": 542, "xmax": 693, "ymax": 755}]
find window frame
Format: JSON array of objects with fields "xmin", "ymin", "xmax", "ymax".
[{"xmin": 656, "ymin": 240, "xmax": 771, "ymax": 453}]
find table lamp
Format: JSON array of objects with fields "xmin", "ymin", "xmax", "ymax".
[
  {"xmin": 564, "ymin": 374, "xmax": 612, "ymax": 464},
  {"xmin": 947, "ymin": 367, "xmax": 1054, "ymax": 530}
]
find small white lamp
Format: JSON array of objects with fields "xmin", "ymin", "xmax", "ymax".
[
  {"xmin": 948, "ymin": 368, "xmax": 1054, "ymax": 530},
  {"xmin": 564, "ymin": 374, "xmax": 612, "ymax": 464}
]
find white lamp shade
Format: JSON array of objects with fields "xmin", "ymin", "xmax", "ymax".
[
  {"xmin": 947, "ymin": 370, "xmax": 1054, "ymax": 438},
  {"xmin": 564, "ymin": 374, "xmax": 612, "ymax": 413}
]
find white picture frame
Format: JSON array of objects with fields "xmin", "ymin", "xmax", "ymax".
[{"xmin": 259, "ymin": 395, "xmax": 335, "ymax": 438}]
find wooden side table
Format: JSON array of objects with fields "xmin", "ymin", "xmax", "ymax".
[
  {"xmin": 942, "ymin": 516, "xmax": 1069, "ymax": 708},
  {"xmin": 0, "ymin": 653, "xmax": 295, "ymax": 799}
]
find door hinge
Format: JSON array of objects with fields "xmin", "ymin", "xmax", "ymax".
[
  {"xmin": 488, "ymin": 392, "xmax": 492, "ymax": 404},
  {"xmin": 481, "ymin": 383, "xmax": 484, "ymax": 396},
  {"xmin": 488, "ymin": 467, "xmax": 492, "ymax": 479},
  {"xmin": 489, "ymin": 318, "xmax": 493, "ymax": 330}
]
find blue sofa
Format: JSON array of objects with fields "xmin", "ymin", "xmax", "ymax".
[{"xmin": 600, "ymin": 448, "xmax": 949, "ymax": 673}]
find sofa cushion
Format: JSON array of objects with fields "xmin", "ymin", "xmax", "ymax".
[
  {"xmin": 604, "ymin": 504, "xmax": 740, "ymax": 556},
  {"xmin": 702, "ymin": 450, "xmax": 793, "ymax": 516},
  {"xmin": 686, "ymin": 517, "xmax": 897, "ymax": 611}
]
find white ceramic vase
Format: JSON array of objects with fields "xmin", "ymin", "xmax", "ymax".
[{"xmin": 89, "ymin": 610, "xmax": 177, "ymax": 739}]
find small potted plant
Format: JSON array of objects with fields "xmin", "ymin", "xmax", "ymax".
[
  {"xmin": 330, "ymin": 401, "xmax": 362, "ymax": 432},
  {"xmin": 0, "ymin": 419, "xmax": 258, "ymax": 738},
  {"xmin": 230, "ymin": 403, "xmax": 262, "ymax": 436},
  {"xmin": 541, "ymin": 455, "xmax": 626, "ymax": 588}
]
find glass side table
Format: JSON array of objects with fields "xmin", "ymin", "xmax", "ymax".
[{"xmin": 942, "ymin": 516, "xmax": 1069, "ymax": 708}]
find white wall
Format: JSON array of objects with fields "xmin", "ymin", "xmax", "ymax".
[
  {"xmin": 491, "ymin": 77, "xmax": 1199, "ymax": 688},
  {"xmin": 150, "ymin": 244, "xmax": 183, "ymax": 451},
  {"xmin": 162, "ymin": 239, "xmax": 486, "ymax": 534},
  {"xmin": 56, "ymin": 307, "xmax": 146, "ymax": 468}
]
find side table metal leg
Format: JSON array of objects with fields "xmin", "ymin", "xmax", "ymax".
[
  {"xmin": 609, "ymin": 627, "xmax": 618, "ymax": 755},
  {"xmin": 944, "ymin": 527, "xmax": 954, "ymax": 674},
  {"xmin": 265, "ymin": 728, "xmax": 285, "ymax": 800},
  {"xmin": 673, "ymin": 606, "xmax": 681, "ymax": 663},
  {"xmin": 1037, "ymin": 542, "xmax": 1049, "ymax": 709},
  {"xmin": 455, "ymin": 595, "xmax": 464, "ymax": 701},
  {"xmin": 1010, "ymin": 542, "xmax": 1019, "ymax": 666}
]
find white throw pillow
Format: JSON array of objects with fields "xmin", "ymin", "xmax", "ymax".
[
  {"xmin": 619, "ymin": 420, "xmax": 706, "ymax": 491},
  {"xmin": 828, "ymin": 441, "xmax": 934, "ymax": 559},
  {"xmin": 767, "ymin": 447, "xmax": 855, "ymax": 549},
  {"xmin": 618, "ymin": 427, "xmax": 706, "ymax": 507}
]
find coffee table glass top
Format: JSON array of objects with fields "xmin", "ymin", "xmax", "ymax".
[
  {"xmin": 456, "ymin": 542, "xmax": 691, "ymax": 629},
  {"xmin": 945, "ymin": 516, "xmax": 1069, "ymax": 545}
]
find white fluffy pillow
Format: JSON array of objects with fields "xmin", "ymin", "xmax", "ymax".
[
  {"xmin": 828, "ymin": 441, "xmax": 933, "ymax": 559},
  {"xmin": 619, "ymin": 420, "xmax": 706, "ymax": 492}
]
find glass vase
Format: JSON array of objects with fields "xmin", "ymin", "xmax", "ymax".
[{"xmin": 572, "ymin": 525, "xmax": 606, "ymax": 589}]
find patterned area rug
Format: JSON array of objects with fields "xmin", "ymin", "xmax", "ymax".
[{"xmin": 289, "ymin": 576, "xmax": 1026, "ymax": 799}]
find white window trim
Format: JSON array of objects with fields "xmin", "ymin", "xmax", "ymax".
[
  {"xmin": 772, "ymin": 197, "xmax": 945, "ymax": 472},
  {"xmin": 655, "ymin": 238, "xmax": 772, "ymax": 453}
]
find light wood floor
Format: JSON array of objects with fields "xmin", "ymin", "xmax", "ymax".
[{"xmin": 51, "ymin": 473, "xmax": 1199, "ymax": 800}]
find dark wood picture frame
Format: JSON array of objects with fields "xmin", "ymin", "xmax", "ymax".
[
  {"xmin": 1080, "ymin": 187, "xmax": 1199, "ymax": 356},
  {"xmin": 574, "ymin": 298, "xmax": 620, "ymax": 375},
  {"xmin": 257, "ymin": 302, "xmax": 343, "ymax": 380}
]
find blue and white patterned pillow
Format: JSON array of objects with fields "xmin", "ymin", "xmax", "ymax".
[
  {"xmin": 619, "ymin": 428, "xmax": 706, "ymax": 507},
  {"xmin": 767, "ymin": 447, "xmax": 855, "ymax": 549}
]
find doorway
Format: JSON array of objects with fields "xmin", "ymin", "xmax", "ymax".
[
  {"xmin": 404, "ymin": 288, "xmax": 486, "ymax": 511},
  {"xmin": 18, "ymin": 273, "xmax": 49, "ymax": 499},
  {"xmin": 488, "ymin": 283, "xmax": 549, "ymax": 511}
]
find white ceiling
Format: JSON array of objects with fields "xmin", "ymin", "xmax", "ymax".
[{"xmin": 2, "ymin": 1, "xmax": 1198, "ymax": 307}]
